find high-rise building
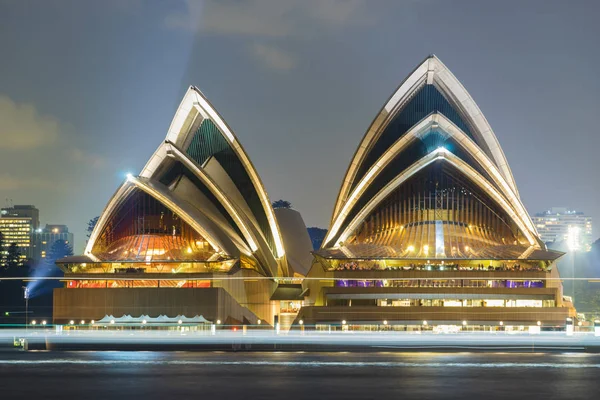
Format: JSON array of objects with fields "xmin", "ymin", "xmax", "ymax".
[
  {"xmin": 299, "ymin": 55, "xmax": 573, "ymax": 329},
  {"xmin": 532, "ymin": 208, "xmax": 593, "ymax": 251},
  {"xmin": 33, "ymin": 224, "xmax": 74, "ymax": 262},
  {"xmin": 0, "ymin": 205, "xmax": 39, "ymax": 265}
]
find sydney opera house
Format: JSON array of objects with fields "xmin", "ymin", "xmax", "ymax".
[{"xmin": 55, "ymin": 55, "xmax": 574, "ymax": 330}]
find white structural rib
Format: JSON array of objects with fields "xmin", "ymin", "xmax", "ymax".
[
  {"xmin": 330, "ymin": 55, "xmax": 519, "ymax": 226},
  {"xmin": 323, "ymin": 113, "xmax": 537, "ymax": 248},
  {"xmin": 85, "ymin": 183, "xmax": 136, "ymax": 256},
  {"xmin": 143, "ymin": 86, "xmax": 285, "ymax": 259},
  {"xmin": 334, "ymin": 148, "xmax": 538, "ymax": 248},
  {"xmin": 163, "ymin": 141, "xmax": 263, "ymax": 254}
]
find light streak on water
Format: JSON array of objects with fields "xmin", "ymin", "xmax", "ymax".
[
  {"xmin": 1, "ymin": 359, "xmax": 600, "ymax": 368},
  {"xmin": 1, "ymin": 330, "xmax": 599, "ymax": 350}
]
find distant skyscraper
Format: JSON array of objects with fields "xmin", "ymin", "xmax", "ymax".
[
  {"xmin": 33, "ymin": 224, "xmax": 74, "ymax": 262},
  {"xmin": 0, "ymin": 205, "xmax": 40, "ymax": 264},
  {"xmin": 532, "ymin": 208, "xmax": 593, "ymax": 251}
]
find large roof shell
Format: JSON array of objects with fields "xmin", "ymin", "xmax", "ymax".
[
  {"xmin": 323, "ymin": 55, "xmax": 544, "ymax": 255},
  {"xmin": 85, "ymin": 87, "xmax": 287, "ymax": 276}
]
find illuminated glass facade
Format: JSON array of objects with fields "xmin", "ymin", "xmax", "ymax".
[
  {"xmin": 349, "ymin": 162, "xmax": 527, "ymax": 257},
  {"xmin": 0, "ymin": 218, "xmax": 32, "ymax": 265},
  {"xmin": 533, "ymin": 207, "xmax": 593, "ymax": 251},
  {"xmin": 91, "ymin": 189, "xmax": 217, "ymax": 263},
  {"xmin": 0, "ymin": 205, "xmax": 39, "ymax": 264}
]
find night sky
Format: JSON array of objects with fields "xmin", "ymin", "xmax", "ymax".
[{"xmin": 0, "ymin": 0, "xmax": 598, "ymax": 253}]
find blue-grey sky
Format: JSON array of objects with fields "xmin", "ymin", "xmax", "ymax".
[{"xmin": 0, "ymin": 0, "xmax": 599, "ymax": 253}]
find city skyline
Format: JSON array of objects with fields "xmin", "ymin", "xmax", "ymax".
[{"xmin": 1, "ymin": 0, "xmax": 599, "ymax": 253}]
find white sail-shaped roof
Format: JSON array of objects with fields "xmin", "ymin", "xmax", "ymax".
[
  {"xmin": 330, "ymin": 55, "xmax": 520, "ymax": 229},
  {"xmin": 85, "ymin": 87, "xmax": 288, "ymax": 277},
  {"xmin": 322, "ymin": 55, "xmax": 544, "ymax": 255}
]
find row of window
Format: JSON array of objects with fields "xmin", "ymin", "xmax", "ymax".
[
  {"xmin": 327, "ymin": 298, "xmax": 555, "ymax": 308},
  {"xmin": 376, "ymin": 299, "xmax": 553, "ymax": 307},
  {"xmin": 335, "ymin": 279, "xmax": 545, "ymax": 288}
]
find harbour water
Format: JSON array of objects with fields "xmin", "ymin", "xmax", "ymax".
[{"xmin": 1, "ymin": 351, "xmax": 599, "ymax": 399}]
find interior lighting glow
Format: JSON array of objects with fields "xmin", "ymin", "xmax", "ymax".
[{"xmin": 567, "ymin": 226, "xmax": 581, "ymax": 251}]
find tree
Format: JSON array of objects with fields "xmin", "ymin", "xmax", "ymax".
[
  {"xmin": 307, "ymin": 227, "xmax": 328, "ymax": 250},
  {"xmin": 87, "ymin": 216, "xmax": 100, "ymax": 238},
  {"xmin": 272, "ymin": 200, "xmax": 292, "ymax": 209},
  {"xmin": 0, "ymin": 232, "xmax": 4, "ymax": 267},
  {"xmin": 45, "ymin": 239, "xmax": 73, "ymax": 266},
  {"xmin": 5, "ymin": 243, "xmax": 22, "ymax": 269}
]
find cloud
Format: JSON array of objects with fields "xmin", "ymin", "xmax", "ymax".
[
  {"xmin": 165, "ymin": 0, "xmax": 369, "ymax": 71},
  {"xmin": 0, "ymin": 173, "xmax": 65, "ymax": 191},
  {"xmin": 0, "ymin": 95, "xmax": 60, "ymax": 150},
  {"xmin": 165, "ymin": 0, "xmax": 369, "ymax": 37},
  {"xmin": 306, "ymin": 0, "xmax": 371, "ymax": 26},
  {"xmin": 0, "ymin": 94, "xmax": 109, "ymax": 196},
  {"xmin": 0, "ymin": 94, "xmax": 107, "ymax": 168},
  {"xmin": 251, "ymin": 43, "xmax": 296, "ymax": 71},
  {"xmin": 165, "ymin": 0, "xmax": 292, "ymax": 37},
  {"xmin": 71, "ymin": 148, "xmax": 107, "ymax": 169}
]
